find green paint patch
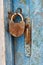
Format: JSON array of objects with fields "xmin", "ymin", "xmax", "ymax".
[
  {"xmin": 20, "ymin": 0, "xmax": 26, "ymax": 4},
  {"xmin": 41, "ymin": 0, "xmax": 43, "ymax": 7}
]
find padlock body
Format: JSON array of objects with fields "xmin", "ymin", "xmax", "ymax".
[{"xmin": 9, "ymin": 21, "xmax": 25, "ymax": 37}]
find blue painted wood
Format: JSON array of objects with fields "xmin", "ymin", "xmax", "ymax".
[
  {"xmin": 3, "ymin": 0, "xmax": 43, "ymax": 65},
  {"xmin": 3, "ymin": 0, "xmax": 14, "ymax": 65},
  {"xmin": 13, "ymin": 0, "xmax": 30, "ymax": 65},
  {"xmin": 30, "ymin": 0, "xmax": 43, "ymax": 65}
]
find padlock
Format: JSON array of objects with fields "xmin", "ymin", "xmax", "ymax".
[{"xmin": 9, "ymin": 8, "xmax": 25, "ymax": 37}]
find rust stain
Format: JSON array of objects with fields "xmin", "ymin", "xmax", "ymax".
[
  {"xmin": 24, "ymin": 24, "xmax": 31, "ymax": 44},
  {"xmin": 24, "ymin": 18, "xmax": 31, "ymax": 44},
  {"xmin": 8, "ymin": 11, "xmax": 13, "ymax": 20}
]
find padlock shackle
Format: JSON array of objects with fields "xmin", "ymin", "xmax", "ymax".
[{"xmin": 11, "ymin": 13, "xmax": 24, "ymax": 22}]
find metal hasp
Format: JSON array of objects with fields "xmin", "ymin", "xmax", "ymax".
[
  {"xmin": 24, "ymin": 18, "xmax": 31, "ymax": 57},
  {"xmin": 8, "ymin": 8, "xmax": 31, "ymax": 57}
]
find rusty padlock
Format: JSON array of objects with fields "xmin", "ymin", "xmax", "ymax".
[{"xmin": 9, "ymin": 8, "xmax": 25, "ymax": 37}]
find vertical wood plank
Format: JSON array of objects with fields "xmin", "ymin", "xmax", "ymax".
[
  {"xmin": 3, "ymin": 0, "xmax": 14, "ymax": 65},
  {"xmin": 0, "ymin": 0, "xmax": 6, "ymax": 65}
]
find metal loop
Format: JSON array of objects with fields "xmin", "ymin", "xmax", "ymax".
[
  {"xmin": 11, "ymin": 13, "xmax": 24, "ymax": 22},
  {"xmin": 16, "ymin": 8, "xmax": 22, "ymax": 14}
]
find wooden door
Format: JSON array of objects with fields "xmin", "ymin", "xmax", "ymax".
[{"xmin": 3, "ymin": 0, "xmax": 43, "ymax": 65}]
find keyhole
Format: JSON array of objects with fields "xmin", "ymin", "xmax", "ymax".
[{"xmin": 13, "ymin": 15, "xmax": 22, "ymax": 23}]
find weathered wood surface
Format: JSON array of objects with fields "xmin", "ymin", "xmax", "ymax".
[
  {"xmin": 0, "ymin": 0, "xmax": 6, "ymax": 65},
  {"xmin": 3, "ymin": 0, "xmax": 14, "ymax": 65},
  {"xmin": 0, "ymin": 0, "xmax": 43, "ymax": 65}
]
